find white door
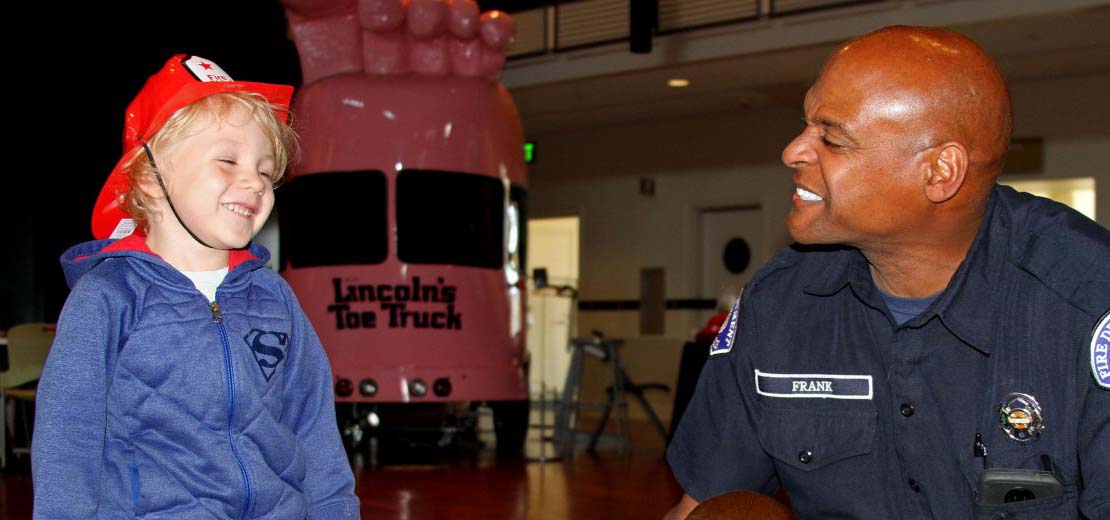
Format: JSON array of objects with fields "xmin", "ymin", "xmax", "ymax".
[
  {"xmin": 698, "ymin": 206, "xmax": 763, "ymax": 322},
  {"xmin": 526, "ymin": 217, "xmax": 580, "ymax": 397}
]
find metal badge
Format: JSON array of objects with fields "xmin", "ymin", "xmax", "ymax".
[{"xmin": 998, "ymin": 393, "xmax": 1044, "ymax": 442}]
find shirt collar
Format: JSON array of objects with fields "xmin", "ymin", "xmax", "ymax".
[
  {"xmin": 98, "ymin": 229, "xmax": 262, "ymax": 271},
  {"xmin": 932, "ymin": 188, "xmax": 1007, "ymax": 355},
  {"xmin": 802, "ymin": 188, "xmax": 1006, "ymax": 355},
  {"xmin": 801, "ymin": 245, "xmax": 859, "ymax": 297}
]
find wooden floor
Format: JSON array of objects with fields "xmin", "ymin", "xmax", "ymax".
[{"xmin": 0, "ymin": 418, "xmax": 683, "ymax": 519}]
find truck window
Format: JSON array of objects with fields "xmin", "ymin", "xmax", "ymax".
[
  {"xmin": 278, "ymin": 170, "xmax": 388, "ymax": 268},
  {"xmin": 397, "ymin": 169, "xmax": 504, "ymax": 269}
]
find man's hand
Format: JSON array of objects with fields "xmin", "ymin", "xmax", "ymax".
[{"xmin": 663, "ymin": 494, "xmax": 700, "ymax": 520}]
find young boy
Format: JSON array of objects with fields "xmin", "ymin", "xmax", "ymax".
[{"xmin": 32, "ymin": 55, "xmax": 359, "ymax": 519}]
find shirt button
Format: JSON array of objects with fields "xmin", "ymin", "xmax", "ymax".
[
  {"xmin": 908, "ymin": 479, "xmax": 921, "ymax": 492},
  {"xmin": 900, "ymin": 403, "xmax": 915, "ymax": 417},
  {"xmin": 798, "ymin": 450, "xmax": 813, "ymax": 464}
]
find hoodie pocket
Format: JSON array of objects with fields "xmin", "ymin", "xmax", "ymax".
[{"xmin": 127, "ymin": 448, "xmax": 141, "ymax": 513}]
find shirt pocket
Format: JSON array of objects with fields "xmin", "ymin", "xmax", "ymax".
[
  {"xmin": 756, "ymin": 407, "xmax": 877, "ymax": 472},
  {"xmin": 974, "ymin": 491, "xmax": 1076, "ymax": 520},
  {"xmin": 969, "ymin": 441, "xmax": 1079, "ymax": 519}
]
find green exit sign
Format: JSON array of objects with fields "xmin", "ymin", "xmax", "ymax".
[{"xmin": 524, "ymin": 141, "xmax": 536, "ymax": 164}]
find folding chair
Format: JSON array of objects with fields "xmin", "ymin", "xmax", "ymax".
[
  {"xmin": 553, "ymin": 332, "xmax": 670, "ymax": 458},
  {"xmin": 1, "ymin": 322, "xmax": 55, "ymax": 468}
]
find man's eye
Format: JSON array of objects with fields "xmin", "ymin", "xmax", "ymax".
[{"xmin": 822, "ymin": 138, "xmax": 845, "ymax": 150}]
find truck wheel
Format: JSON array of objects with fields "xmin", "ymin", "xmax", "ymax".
[{"xmin": 489, "ymin": 399, "xmax": 529, "ymax": 458}]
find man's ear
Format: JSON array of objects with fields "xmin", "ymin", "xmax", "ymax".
[{"xmin": 923, "ymin": 142, "xmax": 968, "ymax": 203}]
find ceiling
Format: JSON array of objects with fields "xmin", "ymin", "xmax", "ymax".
[{"xmin": 506, "ymin": 2, "xmax": 1110, "ymax": 135}]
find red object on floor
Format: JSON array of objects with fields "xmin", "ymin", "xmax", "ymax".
[{"xmin": 695, "ymin": 311, "xmax": 730, "ymax": 344}]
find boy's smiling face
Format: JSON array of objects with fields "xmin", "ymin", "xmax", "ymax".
[{"xmin": 148, "ymin": 104, "xmax": 276, "ymax": 258}]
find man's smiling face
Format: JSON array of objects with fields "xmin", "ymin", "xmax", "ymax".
[{"xmin": 781, "ymin": 53, "xmax": 934, "ymax": 249}]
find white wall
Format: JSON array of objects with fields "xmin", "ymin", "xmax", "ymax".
[
  {"xmin": 1004, "ymin": 73, "xmax": 1110, "ymax": 221},
  {"xmin": 524, "ymin": 72, "xmax": 1110, "ymax": 424}
]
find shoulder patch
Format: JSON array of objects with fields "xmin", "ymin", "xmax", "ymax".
[
  {"xmin": 1092, "ymin": 309, "xmax": 1110, "ymax": 390},
  {"xmin": 709, "ymin": 292, "xmax": 742, "ymax": 357}
]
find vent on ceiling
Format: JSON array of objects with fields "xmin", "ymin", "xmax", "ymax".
[
  {"xmin": 770, "ymin": 0, "xmax": 882, "ymax": 16},
  {"xmin": 508, "ymin": 8, "xmax": 548, "ymax": 57},
  {"xmin": 556, "ymin": 0, "xmax": 629, "ymax": 49},
  {"xmin": 659, "ymin": 0, "xmax": 760, "ymax": 33},
  {"xmin": 506, "ymin": 0, "xmax": 886, "ymax": 58}
]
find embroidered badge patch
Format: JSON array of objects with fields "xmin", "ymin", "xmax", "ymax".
[
  {"xmin": 999, "ymin": 392, "xmax": 1044, "ymax": 442},
  {"xmin": 754, "ymin": 369, "xmax": 873, "ymax": 400},
  {"xmin": 1091, "ymin": 310, "xmax": 1110, "ymax": 390},
  {"xmin": 709, "ymin": 295, "xmax": 741, "ymax": 357},
  {"xmin": 244, "ymin": 329, "xmax": 289, "ymax": 382},
  {"xmin": 183, "ymin": 56, "xmax": 234, "ymax": 83}
]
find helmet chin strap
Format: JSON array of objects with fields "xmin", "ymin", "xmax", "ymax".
[{"xmin": 142, "ymin": 144, "xmax": 219, "ymax": 250}]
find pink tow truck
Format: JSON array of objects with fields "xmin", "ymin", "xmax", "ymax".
[{"xmin": 277, "ymin": 0, "xmax": 529, "ymax": 457}]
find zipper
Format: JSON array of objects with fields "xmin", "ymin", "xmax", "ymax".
[{"xmin": 211, "ymin": 301, "xmax": 253, "ymax": 519}]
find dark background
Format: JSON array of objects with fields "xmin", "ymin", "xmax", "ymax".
[
  {"xmin": 3, "ymin": 0, "xmax": 541, "ymax": 329},
  {"xmin": 5, "ymin": 1, "xmax": 301, "ymax": 329}
]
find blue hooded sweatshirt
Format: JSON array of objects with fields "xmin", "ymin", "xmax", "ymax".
[{"xmin": 32, "ymin": 234, "xmax": 359, "ymax": 519}]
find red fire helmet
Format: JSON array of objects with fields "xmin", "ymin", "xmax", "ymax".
[{"xmin": 91, "ymin": 54, "xmax": 294, "ymax": 240}]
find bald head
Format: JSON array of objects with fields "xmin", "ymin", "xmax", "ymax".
[
  {"xmin": 823, "ymin": 26, "xmax": 1012, "ymax": 182},
  {"xmin": 781, "ymin": 26, "xmax": 1015, "ymax": 250}
]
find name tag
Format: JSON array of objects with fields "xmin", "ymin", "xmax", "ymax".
[{"xmin": 755, "ymin": 369, "xmax": 873, "ymax": 400}]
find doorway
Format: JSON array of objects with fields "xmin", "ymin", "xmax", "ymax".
[
  {"xmin": 697, "ymin": 205, "xmax": 764, "ymax": 324},
  {"xmin": 526, "ymin": 216, "xmax": 580, "ymax": 396},
  {"xmin": 1002, "ymin": 177, "xmax": 1096, "ymax": 220}
]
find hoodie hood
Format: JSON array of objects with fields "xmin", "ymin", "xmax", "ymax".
[{"xmin": 61, "ymin": 232, "xmax": 271, "ymax": 290}]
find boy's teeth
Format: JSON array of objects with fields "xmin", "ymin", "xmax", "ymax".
[
  {"xmin": 796, "ymin": 188, "xmax": 823, "ymax": 202},
  {"xmin": 223, "ymin": 203, "xmax": 253, "ymax": 216}
]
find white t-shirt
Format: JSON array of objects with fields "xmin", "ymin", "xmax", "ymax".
[{"xmin": 180, "ymin": 267, "xmax": 228, "ymax": 303}]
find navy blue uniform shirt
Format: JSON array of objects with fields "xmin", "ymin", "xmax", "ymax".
[{"xmin": 667, "ymin": 185, "xmax": 1110, "ymax": 519}]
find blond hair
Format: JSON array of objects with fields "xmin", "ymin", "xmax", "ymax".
[{"xmin": 120, "ymin": 92, "xmax": 298, "ymax": 230}]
